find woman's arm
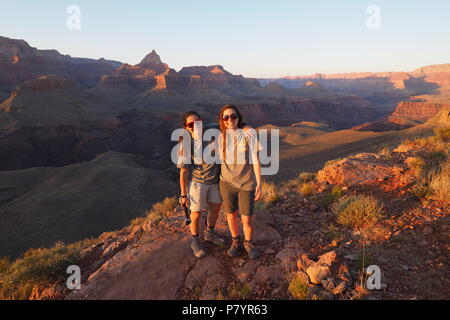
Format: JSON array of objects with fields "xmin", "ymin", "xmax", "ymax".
[
  {"xmin": 244, "ymin": 126, "xmax": 262, "ymax": 201},
  {"xmin": 179, "ymin": 168, "xmax": 190, "ymax": 206},
  {"xmin": 252, "ymin": 155, "xmax": 262, "ymax": 201}
]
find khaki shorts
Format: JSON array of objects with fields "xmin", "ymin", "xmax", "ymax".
[
  {"xmin": 219, "ymin": 180, "xmax": 255, "ymax": 216},
  {"xmin": 188, "ymin": 181, "xmax": 222, "ymax": 212}
]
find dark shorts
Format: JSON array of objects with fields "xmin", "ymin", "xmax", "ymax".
[{"xmin": 219, "ymin": 180, "xmax": 255, "ymax": 216}]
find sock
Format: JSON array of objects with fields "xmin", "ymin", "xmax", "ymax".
[
  {"xmin": 232, "ymin": 236, "xmax": 240, "ymax": 242},
  {"xmin": 207, "ymin": 225, "xmax": 215, "ymax": 231},
  {"xmin": 192, "ymin": 234, "xmax": 199, "ymax": 238},
  {"xmin": 244, "ymin": 239, "xmax": 253, "ymax": 243}
]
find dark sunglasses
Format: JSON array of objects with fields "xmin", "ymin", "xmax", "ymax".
[
  {"xmin": 222, "ymin": 114, "xmax": 238, "ymax": 121},
  {"xmin": 185, "ymin": 120, "xmax": 202, "ymax": 129}
]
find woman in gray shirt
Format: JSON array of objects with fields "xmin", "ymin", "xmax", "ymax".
[{"xmin": 218, "ymin": 105, "xmax": 262, "ymax": 259}]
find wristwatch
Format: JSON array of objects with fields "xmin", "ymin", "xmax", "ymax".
[{"xmin": 179, "ymin": 195, "xmax": 187, "ymax": 202}]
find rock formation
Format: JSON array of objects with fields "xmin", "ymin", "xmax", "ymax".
[{"xmin": 390, "ymin": 101, "xmax": 450, "ymax": 122}]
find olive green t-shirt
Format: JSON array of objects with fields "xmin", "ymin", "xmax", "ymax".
[
  {"xmin": 177, "ymin": 138, "xmax": 220, "ymax": 185},
  {"xmin": 218, "ymin": 127, "xmax": 262, "ymax": 191}
]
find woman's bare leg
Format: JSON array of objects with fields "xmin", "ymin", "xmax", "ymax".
[
  {"xmin": 226, "ymin": 211, "xmax": 240, "ymax": 238},
  {"xmin": 241, "ymin": 215, "xmax": 254, "ymax": 242},
  {"xmin": 207, "ymin": 203, "xmax": 222, "ymax": 227},
  {"xmin": 190, "ymin": 211, "xmax": 201, "ymax": 236}
]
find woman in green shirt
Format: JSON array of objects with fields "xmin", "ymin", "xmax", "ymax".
[{"xmin": 218, "ymin": 105, "xmax": 262, "ymax": 259}]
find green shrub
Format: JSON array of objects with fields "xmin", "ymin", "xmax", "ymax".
[
  {"xmin": 332, "ymin": 195, "xmax": 385, "ymax": 230},
  {"xmin": 0, "ymin": 239, "xmax": 94, "ymax": 300},
  {"xmin": 324, "ymin": 224, "xmax": 341, "ymax": 241},
  {"xmin": 227, "ymin": 283, "xmax": 252, "ymax": 300},
  {"xmin": 288, "ymin": 275, "xmax": 309, "ymax": 300},
  {"xmin": 321, "ymin": 186, "xmax": 343, "ymax": 209}
]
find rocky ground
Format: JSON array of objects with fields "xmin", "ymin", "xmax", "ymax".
[{"xmin": 30, "ymin": 140, "xmax": 449, "ymax": 300}]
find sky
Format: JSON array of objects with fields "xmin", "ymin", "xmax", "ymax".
[{"xmin": 1, "ymin": 0, "xmax": 449, "ymax": 78}]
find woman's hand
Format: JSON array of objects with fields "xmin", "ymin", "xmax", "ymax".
[
  {"xmin": 254, "ymin": 184, "xmax": 262, "ymax": 201},
  {"xmin": 180, "ymin": 196, "xmax": 190, "ymax": 208}
]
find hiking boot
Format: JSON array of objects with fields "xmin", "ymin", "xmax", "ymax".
[
  {"xmin": 227, "ymin": 239, "xmax": 241, "ymax": 257},
  {"xmin": 205, "ymin": 229, "xmax": 225, "ymax": 246},
  {"xmin": 244, "ymin": 241, "xmax": 260, "ymax": 259},
  {"xmin": 191, "ymin": 237, "xmax": 206, "ymax": 258}
]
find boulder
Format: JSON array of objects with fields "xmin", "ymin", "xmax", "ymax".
[
  {"xmin": 317, "ymin": 153, "xmax": 403, "ymax": 187},
  {"xmin": 306, "ymin": 264, "xmax": 331, "ymax": 285}
]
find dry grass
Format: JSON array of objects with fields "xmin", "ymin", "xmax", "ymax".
[
  {"xmin": 0, "ymin": 257, "xmax": 10, "ymax": 274},
  {"xmin": 412, "ymin": 183, "xmax": 432, "ymax": 200},
  {"xmin": 131, "ymin": 197, "xmax": 178, "ymax": 225},
  {"xmin": 288, "ymin": 275, "xmax": 309, "ymax": 300},
  {"xmin": 260, "ymin": 180, "xmax": 282, "ymax": 204},
  {"xmin": 227, "ymin": 282, "xmax": 252, "ymax": 300},
  {"xmin": 332, "ymin": 195, "xmax": 385, "ymax": 230},
  {"xmin": 298, "ymin": 182, "xmax": 315, "ymax": 197},
  {"xmin": 0, "ymin": 239, "xmax": 95, "ymax": 300},
  {"xmin": 320, "ymin": 186, "xmax": 343, "ymax": 209},
  {"xmin": 378, "ymin": 146, "xmax": 392, "ymax": 160},
  {"xmin": 433, "ymin": 127, "xmax": 450, "ymax": 142},
  {"xmin": 405, "ymin": 128, "xmax": 449, "ymax": 200},
  {"xmin": 298, "ymin": 172, "xmax": 316, "ymax": 182},
  {"xmin": 429, "ymin": 160, "xmax": 450, "ymax": 201}
]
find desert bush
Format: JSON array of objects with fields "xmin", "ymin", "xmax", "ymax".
[
  {"xmin": 378, "ymin": 146, "xmax": 392, "ymax": 160},
  {"xmin": 433, "ymin": 127, "xmax": 450, "ymax": 142},
  {"xmin": 227, "ymin": 282, "xmax": 252, "ymax": 300},
  {"xmin": 412, "ymin": 183, "xmax": 432, "ymax": 200},
  {"xmin": 0, "ymin": 239, "xmax": 94, "ymax": 300},
  {"xmin": 298, "ymin": 172, "xmax": 316, "ymax": 182},
  {"xmin": 324, "ymin": 224, "xmax": 341, "ymax": 241},
  {"xmin": 414, "ymin": 137, "xmax": 431, "ymax": 148},
  {"xmin": 321, "ymin": 186, "xmax": 343, "ymax": 209},
  {"xmin": 288, "ymin": 274, "xmax": 309, "ymax": 300},
  {"xmin": 298, "ymin": 182, "xmax": 315, "ymax": 197},
  {"xmin": 408, "ymin": 157, "xmax": 427, "ymax": 179},
  {"xmin": 429, "ymin": 160, "xmax": 450, "ymax": 201},
  {"xmin": 260, "ymin": 180, "xmax": 282, "ymax": 204},
  {"xmin": 417, "ymin": 150, "xmax": 447, "ymax": 172},
  {"xmin": 410, "ymin": 150, "xmax": 448, "ymax": 182},
  {"xmin": 332, "ymin": 195, "xmax": 385, "ymax": 230},
  {"xmin": 0, "ymin": 256, "xmax": 10, "ymax": 274},
  {"xmin": 132, "ymin": 197, "xmax": 178, "ymax": 226}
]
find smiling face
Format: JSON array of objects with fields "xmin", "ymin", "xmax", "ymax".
[
  {"xmin": 222, "ymin": 108, "xmax": 239, "ymax": 130},
  {"xmin": 185, "ymin": 114, "xmax": 202, "ymax": 138}
]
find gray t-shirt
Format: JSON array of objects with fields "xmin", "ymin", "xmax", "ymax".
[
  {"xmin": 177, "ymin": 138, "xmax": 220, "ymax": 185},
  {"xmin": 218, "ymin": 127, "xmax": 262, "ymax": 191}
]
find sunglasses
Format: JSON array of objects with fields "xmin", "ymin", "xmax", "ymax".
[
  {"xmin": 222, "ymin": 114, "xmax": 238, "ymax": 121},
  {"xmin": 185, "ymin": 120, "xmax": 202, "ymax": 129}
]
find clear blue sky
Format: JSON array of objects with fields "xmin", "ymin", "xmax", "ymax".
[{"xmin": 1, "ymin": 0, "xmax": 449, "ymax": 77}]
